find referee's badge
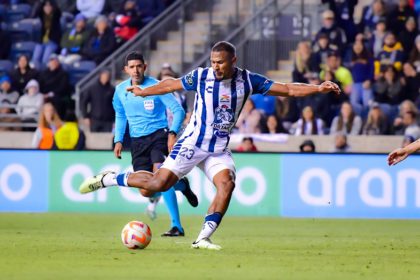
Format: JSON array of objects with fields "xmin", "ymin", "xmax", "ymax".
[{"xmin": 143, "ymin": 100, "xmax": 154, "ymax": 110}]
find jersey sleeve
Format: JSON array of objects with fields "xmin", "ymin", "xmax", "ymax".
[
  {"xmin": 180, "ymin": 68, "xmax": 199, "ymax": 91},
  {"xmin": 112, "ymin": 88, "xmax": 127, "ymax": 143},
  {"xmin": 249, "ymin": 72, "xmax": 274, "ymax": 95}
]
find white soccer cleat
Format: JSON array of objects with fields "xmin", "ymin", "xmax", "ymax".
[
  {"xmin": 191, "ymin": 238, "xmax": 221, "ymax": 250},
  {"xmin": 79, "ymin": 171, "xmax": 114, "ymax": 194}
]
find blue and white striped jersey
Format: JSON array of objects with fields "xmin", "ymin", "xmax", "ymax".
[{"xmin": 178, "ymin": 67, "xmax": 274, "ymax": 153}]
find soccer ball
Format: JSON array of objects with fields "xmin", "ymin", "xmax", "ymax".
[{"xmin": 121, "ymin": 221, "xmax": 152, "ymax": 249}]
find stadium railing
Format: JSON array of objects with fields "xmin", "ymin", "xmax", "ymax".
[{"xmin": 0, "ymin": 104, "xmax": 38, "ymax": 129}]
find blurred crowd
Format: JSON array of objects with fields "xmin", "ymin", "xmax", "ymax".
[{"xmin": 235, "ymin": 0, "xmax": 420, "ymax": 148}]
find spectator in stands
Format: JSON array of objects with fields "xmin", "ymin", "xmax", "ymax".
[
  {"xmin": 157, "ymin": 63, "xmax": 178, "ymax": 80},
  {"xmin": 235, "ymin": 99, "xmax": 264, "ymax": 133},
  {"xmin": 299, "ymin": 139, "xmax": 316, "ymax": 153},
  {"xmin": 292, "ymin": 41, "xmax": 320, "ymax": 83},
  {"xmin": 38, "ymin": 54, "xmax": 72, "ymax": 119},
  {"xmin": 320, "ymin": 51, "xmax": 353, "ymax": 96},
  {"xmin": 16, "ymin": 79, "xmax": 44, "ymax": 127},
  {"xmin": 0, "ymin": 24, "xmax": 11, "ymax": 60},
  {"xmin": 373, "ymin": 65, "xmax": 403, "ymax": 119},
  {"xmin": 10, "ymin": 54, "xmax": 39, "ymax": 96},
  {"xmin": 330, "ymin": 101, "xmax": 362, "ymax": 135},
  {"xmin": 54, "ymin": 110, "xmax": 85, "ymax": 150},
  {"xmin": 80, "ymin": 69, "xmax": 114, "ymax": 132},
  {"xmin": 374, "ymin": 32, "xmax": 404, "ymax": 78},
  {"xmin": 82, "ymin": 15, "xmax": 117, "ymax": 65},
  {"xmin": 393, "ymin": 99, "xmax": 419, "ymax": 132},
  {"xmin": 362, "ymin": 103, "xmax": 389, "ymax": 135},
  {"xmin": 314, "ymin": 10, "xmax": 347, "ymax": 52},
  {"xmin": 408, "ymin": 34, "xmax": 420, "ymax": 67},
  {"xmin": 368, "ymin": 19, "xmax": 387, "ymax": 57},
  {"xmin": 264, "ymin": 114, "xmax": 287, "ymax": 134},
  {"xmin": 0, "ymin": 75, "xmax": 19, "ymax": 106},
  {"xmin": 402, "ymin": 62, "xmax": 420, "ymax": 103},
  {"xmin": 398, "ymin": 17, "xmax": 418, "ymax": 59},
  {"xmin": 333, "ymin": 133, "xmax": 351, "ymax": 152},
  {"xmin": 136, "ymin": 0, "xmax": 166, "ymax": 25},
  {"xmin": 274, "ymin": 96, "xmax": 299, "ymax": 132},
  {"xmin": 59, "ymin": 13, "xmax": 90, "ymax": 66},
  {"xmin": 31, "ymin": 102, "xmax": 62, "ymax": 149},
  {"xmin": 349, "ymin": 40, "xmax": 374, "ymax": 118},
  {"xmin": 76, "ymin": 0, "xmax": 105, "ymax": 22},
  {"xmin": 399, "ymin": 111, "xmax": 420, "ymax": 139},
  {"xmin": 321, "ymin": 0, "xmax": 358, "ymax": 43},
  {"xmin": 291, "ymin": 106, "xmax": 325, "ymax": 135},
  {"xmin": 236, "ymin": 137, "xmax": 257, "ymax": 152},
  {"xmin": 401, "ymin": 135, "xmax": 415, "ymax": 148},
  {"xmin": 359, "ymin": 0, "xmax": 388, "ymax": 37},
  {"xmin": 386, "ymin": 0, "xmax": 417, "ymax": 36},
  {"xmin": 32, "ymin": 0, "xmax": 62, "ymax": 69},
  {"xmin": 113, "ymin": 0, "xmax": 142, "ymax": 43},
  {"xmin": 312, "ymin": 33, "xmax": 336, "ymax": 71}
]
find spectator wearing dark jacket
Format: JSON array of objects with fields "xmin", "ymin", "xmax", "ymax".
[
  {"xmin": 10, "ymin": 55, "xmax": 39, "ymax": 95},
  {"xmin": 0, "ymin": 25, "xmax": 11, "ymax": 60},
  {"xmin": 398, "ymin": 16, "xmax": 418, "ymax": 59},
  {"xmin": 313, "ymin": 10, "xmax": 347, "ymax": 52},
  {"xmin": 80, "ymin": 69, "xmax": 115, "ymax": 132},
  {"xmin": 38, "ymin": 54, "xmax": 72, "ymax": 118},
  {"xmin": 83, "ymin": 16, "xmax": 117, "ymax": 64},
  {"xmin": 31, "ymin": 0, "xmax": 62, "ymax": 69},
  {"xmin": 386, "ymin": 0, "xmax": 417, "ymax": 36},
  {"xmin": 113, "ymin": 0, "xmax": 143, "ymax": 43}
]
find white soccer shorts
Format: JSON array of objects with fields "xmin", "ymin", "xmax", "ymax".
[{"xmin": 161, "ymin": 143, "xmax": 236, "ymax": 182}]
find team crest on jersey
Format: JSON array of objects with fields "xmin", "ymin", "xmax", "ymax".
[{"xmin": 212, "ymin": 105, "xmax": 234, "ymax": 138}]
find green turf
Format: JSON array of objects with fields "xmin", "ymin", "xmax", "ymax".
[{"xmin": 0, "ymin": 213, "xmax": 419, "ymax": 280}]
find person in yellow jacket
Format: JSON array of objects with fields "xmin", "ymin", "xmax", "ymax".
[
  {"xmin": 54, "ymin": 110, "xmax": 85, "ymax": 150},
  {"xmin": 374, "ymin": 32, "xmax": 404, "ymax": 78}
]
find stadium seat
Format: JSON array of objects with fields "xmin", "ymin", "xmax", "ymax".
[
  {"xmin": 19, "ymin": 18, "xmax": 42, "ymax": 42},
  {"xmin": 67, "ymin": 60, "xmax": 97, "ymax": 86},
  {"xmin": 5, "ymin": 4, "xmax": 31, "ymax": 23},
  {"xmin": 6, "ymin": 21, "xmax": 34, "ymax": 42},
  {"xmin": 0, "ymin": 4, "xmax": 6, "ymax": 22},
  {"xmin": 10, "ymin": 41, "xmax": 37, "ymax": 62},
  {"xmin": 0, "ymin": 60, "xmax": 14, "ymax": 75}
]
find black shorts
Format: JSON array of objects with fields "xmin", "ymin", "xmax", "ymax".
[{"xmin": 130, "ymin": 128, "xmax": 169, "ymax": 172}]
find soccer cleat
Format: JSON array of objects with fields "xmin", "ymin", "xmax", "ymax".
[
  {"xmin": 161, "ymin": 226, "xmax": 185, "ymax": 237},
  {"xmin": 79, "ymin": 171, "xmax": 114, "ymax": 194},
  {"xmin": 180, "ymin": 177, "xmax": 199, "ymax": 207},
  {"xmin": 191, "ymin": 238, "xmax": 221, "ymax": 250}
]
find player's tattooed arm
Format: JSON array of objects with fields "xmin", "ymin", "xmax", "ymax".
[
  {"xmin": 268, "ymin": 81, "xmax": 341, "ymax": 97},
  {"xmin": 127, "ymin": 79, "xmax": 184, "ymax": 97}
]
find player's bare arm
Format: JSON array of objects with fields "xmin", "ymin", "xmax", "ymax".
[
  {"xmin": 268, "ymin": 81, "xmax": 341, "ymax": 97},
  {"xmin": 127, "ymin": 78, "xmax": 184, "ymax": 97},
  {"xmin": 388, "ymin": 138, "xmax": 420, "ymax": 166}
]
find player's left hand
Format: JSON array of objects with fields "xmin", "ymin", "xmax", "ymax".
[
  {"xmin": 127, "ymin": 86, "xmax": 147, "ymax": 97},
  {"xmin": 318, "ymin": 81, "xmax": 341, "ymax": 95}
]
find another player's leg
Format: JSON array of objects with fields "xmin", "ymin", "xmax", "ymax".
[
  {"xmin": 160, "ymin": 188, "xmax": 185, "ymax": 236},
  {"xmin": 192, "ymin": 168, "xmax": 235, "ymax": 251}
]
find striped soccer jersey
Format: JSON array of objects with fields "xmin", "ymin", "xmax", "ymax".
[{"xmin": 178, "ymin": 66, "xmax": 274, "ymax": 153}]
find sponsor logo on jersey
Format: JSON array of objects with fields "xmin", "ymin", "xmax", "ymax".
[{"xmin": 220, "ymin": 94, "xmax": 230, "ymax": 103}]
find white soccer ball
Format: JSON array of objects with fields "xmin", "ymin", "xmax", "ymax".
[{"xmin": 121, "ymin": 221, "xmax": 152, "ymax": 249}]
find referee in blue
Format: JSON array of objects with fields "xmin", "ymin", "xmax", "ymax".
[{"xmin": 112, "ymin": 51, "xmax": 198, "ymax": 236}]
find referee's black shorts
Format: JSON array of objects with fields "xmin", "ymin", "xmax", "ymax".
[{"xmin": 130, "ymin": 128, "xmax": 169, "ymax": 172}]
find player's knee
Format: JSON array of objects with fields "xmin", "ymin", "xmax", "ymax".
[
  {"xmin": 220, "ymin": 178, "xmax": 235, "ymax": 195},
  {"xmin": 148, "ymin": 177, "xmax": 169, "ymax": 192}
]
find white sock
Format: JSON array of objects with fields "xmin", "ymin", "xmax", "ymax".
[
  {"xmin": 102, "ymin": 172, "xmax": 118, "ymax": 186},
  {"xmin": 147, "ymin": 201, "xmax": 157, "ymax": 212},
  {"xmin": 195, "ymin": 221, "xmax": 218, "ymax": 242}
]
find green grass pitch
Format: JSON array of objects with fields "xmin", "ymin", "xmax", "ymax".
[{"xmin": 1, "ymin": 213, "xmax": 419, "ymax": 280}]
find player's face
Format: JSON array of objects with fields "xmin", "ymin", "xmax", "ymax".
[
  {"xmin": 210, "ymin": 51, "xmax": 237, "ymax": 80},
  {"xmin": 125, "ymin": 59, "xmax": 147, "ymax": 85}
]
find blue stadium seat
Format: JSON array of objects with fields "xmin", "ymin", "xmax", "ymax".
[
  {"xmin": 0, "ymin": 60, "xmax": 14, "ymax": 75},
  {"xmin": 5, "ymin": 4, "xmax": 31, "ymax": 23},
  {"xmin": 0, "ymin": 4, "xmax": 6, "ymax": 22},
  {"xmin": 10, "ymin": 41, "xmax": 37, "ymax": 62},
  {"xmin": 67, "ymin": 60, "xmax": 97, "ymax": 85},
  {"xmin": 6, "ymin": 21, "xmax": 33, "ymax": 42}
]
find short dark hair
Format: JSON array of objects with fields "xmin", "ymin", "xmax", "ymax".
[
  {"xmin": 125, "ymin": 51, "xmax": 145, "ymax": 65},
  {"xmin": 242, "ymin": 137, "xmax": 254, "ymax": 143},
  {"xmin": 211, "ymin": 41, "xmax": 236, "ymax": 56}
]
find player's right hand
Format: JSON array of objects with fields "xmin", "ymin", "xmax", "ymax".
[
  {"xmin": 387, "ymin": 148, "xmax": 409, "ymax": 166},
  {"xmin": 126, "ymin": 86, "xmax": 146, "ymax": 97},
  {"xmin": 114, "ymin": 142, "xmax": 123, "ymax": 159}
]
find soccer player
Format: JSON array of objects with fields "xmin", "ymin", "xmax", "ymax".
[
  {"xmin": 388, "ymin": 138, "xmax": 420, "ymax": 166},
  {"xmin": 80, "ymin": 41, "xmax": 341, "ymax": 250},
  {"xmin": 108, "ymin": 51, "xmax": 198, "ymax": 237}
]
